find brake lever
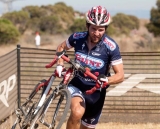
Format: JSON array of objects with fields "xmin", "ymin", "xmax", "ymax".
[{"xmin": 56, "ymin": 50, "xmax": 66, "ymax": 58}]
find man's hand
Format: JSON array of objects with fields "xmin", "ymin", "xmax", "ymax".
[
  {"xmin": 96, "ymin": 74, "xmax": 108, "ymax": 88},
  {"xmin": 56, "ymin": 65, "xmax": 63, "ymax": 77}
]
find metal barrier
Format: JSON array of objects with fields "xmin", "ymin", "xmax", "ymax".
[{"xmin": 0, "ymin": 45, "xmax": 160, "ymax": 123}]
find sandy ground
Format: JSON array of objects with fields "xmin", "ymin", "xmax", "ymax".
[{"xmin": 1, "ymin": 117, "xmax": 160, "ymax": 129}]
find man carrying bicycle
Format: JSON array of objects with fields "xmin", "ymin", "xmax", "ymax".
[{"xmin": 56, "ymin": 5, "xmax": 124, "ymax": 129}]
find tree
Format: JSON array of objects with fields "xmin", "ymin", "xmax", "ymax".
[
  {"xmin": 2, "ymin": 11, "xmax": 30, "ymax": 34},
  {"xmin": 128, "ymin": 15, "xmax": 140, "ymax": 29},
  {"xmin": 106, "ymin": 24, "xmax": 116, "ymax": 36},
  {"xmin": 69, "ymin": 18, "xmax": 86, "ymax": 32},
  {"xmin": 39, "ymin": 16, "xmax": 63, "ymax": 34},
  {"xmin": 51, "ymin": 2, "xmax": 75, "ymax": 29},
  {"xmin": 146, "ymin": 0, "xmax": 160, "ymax": 36},
  {"xmin": 109, "ymin": 13, "xmax": 139, "ymax": 35},
  {"xmin": 111, "ymin": 13, "xmax": 139, "ymax": 35},
  {"xmin": 22, "ymin": 6, "xmax": 47, "ymax": 19},
  {"xmin": 21, "ymin": 3, "xmax": 75, "ymax": 34},
  {"xmin": 0, "ymin": 18, "xmax": 20, "ymax": 45}
]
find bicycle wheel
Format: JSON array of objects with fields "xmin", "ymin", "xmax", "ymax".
[
  {"xmin": 30, "ymin": 89, "xmax": 71, "ymax": 129},
  {"xmin": 11, "ymin": 79, "xmax": 47, "ymax": 129}
]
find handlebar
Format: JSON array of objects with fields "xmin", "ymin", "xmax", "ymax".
[
  {"xmin": 45, "ymin": 51, "xmax": 99, "ymax": 94},
  {"xmin": 45, "ymin": 55, "xmax": 58, "ymax": 68}
]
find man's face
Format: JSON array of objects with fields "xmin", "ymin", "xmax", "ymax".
[{"xmin": 88, "ymin": 24, "xmax": 106, "ymax": 43}]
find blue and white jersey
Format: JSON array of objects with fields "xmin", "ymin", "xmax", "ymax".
[{"xmin": 66, "ymin": 31, "xmax": 122, "ymax": 91}]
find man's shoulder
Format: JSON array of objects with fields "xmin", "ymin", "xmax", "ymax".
[
  {"xmin": 103, "ymin": 34, "xmax": 117, "ymax": 43},
  {"xmin": 102, "ymin": 34, "xmax": 118, "ymax": 51}
]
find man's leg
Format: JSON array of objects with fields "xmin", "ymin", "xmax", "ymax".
[{"xmin": 66, "ymin": 96, "xmax": 85, "ymax": 129}]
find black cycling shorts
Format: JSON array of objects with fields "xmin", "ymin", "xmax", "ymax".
[{"xmin": 67, "ymin": 85, "xmax": 106, "ymax": 128}]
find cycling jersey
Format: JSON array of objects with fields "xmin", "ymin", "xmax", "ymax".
[{"xmin": 66, "ymin": 31, "xmax": 123, "ymax": 92}]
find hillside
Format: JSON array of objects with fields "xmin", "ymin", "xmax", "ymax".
[
  {"xmin": 0, "ymin": 18, "xmax": 159, "ymax": 57},
  {"xmin": 112, "ymin": 19, "xmax": 158, "ymax": 52}
]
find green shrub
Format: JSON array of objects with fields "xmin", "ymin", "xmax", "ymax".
[
  {"xmin": 146, "ymin": 0, "xmax": 160, "ymax": 36},
  {"xmin": 69, "ymin": 18, "xmax": 86, "ymax": 32},
  {"xmin": 2, "ymin": 11, "xmax": 30, "ymax": 34},
  {"xmin": 146, "ymin": 23, "xmax": 160, "ymax": 36},
  {"xmin": 106, "ymin": 24, "xmax": 116, "ymax": 36},
  {"xmin": 22, "ymin": 6, "xmax": 47, "ymax": 19},
  {"xmin": 112, "ymin": 13, "xmax": 138, "ymax": 35},
  {"xmin": 0, "ymin": 18, "xmax": 20, "ymax": 45},
  {"xmin": 52, "ymin": 2, "xmax": 75, "ymax": 25},
  {"xmin": 26, "ymin": 17, "xmax": 41, "ymax": 31},
  {"xmin": 39, "ymin": 16, "xmax": 63, "ymax": 34},
  {"xmin": 128, "ymin": 15, "xmax": 140, "ymax": 29}
]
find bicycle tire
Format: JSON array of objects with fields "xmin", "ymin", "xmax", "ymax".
[
  {"xmin": 30, "ymin": 89, "xmax": 71, "ymax": 129},
  {"xmin": 11, "ymin": 79, "xmax": 47, "ymax": 129}
]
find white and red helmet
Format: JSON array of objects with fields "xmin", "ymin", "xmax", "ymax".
[{"xmin": 86, "ymin": 6, "xmax": 111, "ymax": 26}]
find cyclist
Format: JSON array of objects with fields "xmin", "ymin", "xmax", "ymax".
[{"xmin": 56, "ymin": 5, "xmax": 124, "ymax": 129}]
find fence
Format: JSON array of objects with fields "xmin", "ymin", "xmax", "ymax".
[
  {"xmin": 0, "ymin": 49, "xmax": 18, "ymax": 120},
  {"xmin": 0, "ymin": 45, "xmax": 160, "ymax": 123}
]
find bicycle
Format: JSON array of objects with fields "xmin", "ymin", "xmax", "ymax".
[
  {"xmin": 29, "ymin": 50, "xmax": 103, "ymax": 129},
  {"xmin": 12, "ymin": 51, "xmax": 100, "ymax": 129}
]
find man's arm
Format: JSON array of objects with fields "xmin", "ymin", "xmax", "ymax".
[
  {"xmin": 107, "ymin": 63, "xmax": 124, "ymax": 85},
  {"xmin": 56, "ymin": 40, "xmax": 71, "ymax": 66}
]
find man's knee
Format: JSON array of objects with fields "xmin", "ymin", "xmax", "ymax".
[{"xmin": 70, "ymin": 106, "xmax": 84, "ymax": 121}]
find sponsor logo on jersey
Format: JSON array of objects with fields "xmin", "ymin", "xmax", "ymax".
[
  {"xmin": 103, "ymin": 37, "xmax": 116, "ymax": 51},
  {"xmin": 73, "ymin": 32, "xmax": 87, "ymax": 39},
  {"xmin": 75, "ymin": 52, "xmax": 104, "ymax": 69},
  {"xmin": 82, "ymin": 43, "xmax": 85, "ymax": 50},
  {"xmin": 92, "ymin": 52, "xmax": 101, "ymax": 56}
]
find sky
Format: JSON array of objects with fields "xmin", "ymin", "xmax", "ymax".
[{"xmin": 0, "ymin": 0, "xmax": 158, "ymax": 19}]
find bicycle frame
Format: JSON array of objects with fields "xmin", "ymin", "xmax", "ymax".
[
  {"xmin": 33, "ymin": 75, "xmax": 55, "ymax": 115},
  {"xmin": 30, "ymin": 67, "xmax": 74, "ymax": 128},
  {"xmin": 33, "ymin": 66, "xmax": 73, "ymax": 115}
]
